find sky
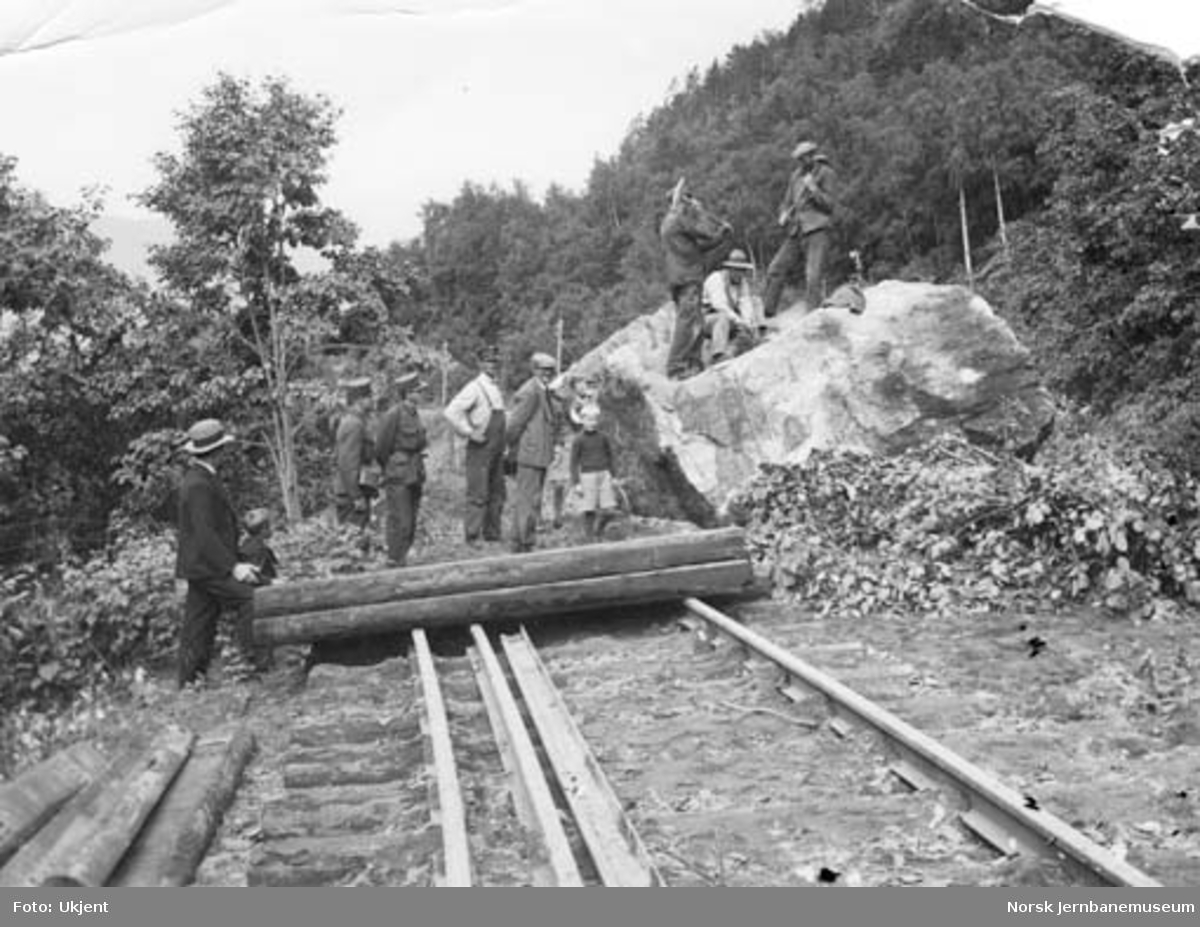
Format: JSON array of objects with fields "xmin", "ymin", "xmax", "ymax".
[{"xmin": 0, "ymin": 0, "xmax": 1197, "ymax": 251}]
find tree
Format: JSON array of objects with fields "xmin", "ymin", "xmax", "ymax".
[{"xmin": 139, "ymin": 73, "xmax": 354, "ymax": 522}]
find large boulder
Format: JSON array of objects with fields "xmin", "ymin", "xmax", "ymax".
[{"xmin": 568, "ymin": 281, "xmax": 1055, "ymax": 523}]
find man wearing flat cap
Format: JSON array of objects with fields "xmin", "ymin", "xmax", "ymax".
[
  {"xmin": 505, "ymin": 352, "xmax": 561, "ymax": 553},
  {"xmin": 333, "ymin": 377, "xmax": 376, "ymax": 529},
  {"xmin": 174, "ymin": 418, "xmax": 271, "ymax": 687},
  {"xmin": 444, "ymin": 346, "xmax": 507, "ymax": 546},
  {"xmin": 375, "ymin": 370, "xmax": 429, "ymax": 567},
  {"xmin": 763, "ymin": 140, "xmax": 838, "ymax": 319}
]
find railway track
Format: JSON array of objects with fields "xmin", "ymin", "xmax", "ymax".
[{"xmin": 0, "ymin": 599, "xmax": 1169, "ymax": 887}]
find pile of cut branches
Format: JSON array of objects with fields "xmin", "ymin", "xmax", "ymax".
[{"xmin": 729, "ymin": 433, "xmax": 1200, "ymax": 622}]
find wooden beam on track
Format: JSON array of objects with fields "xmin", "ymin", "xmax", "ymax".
[
  {"xmin": 412, "ymin": 628, "xmax": 473, "ymax": 887},
  {"xmin": 256, "ymin": 560, "xmax": 755, "ymax": 646},
  {"xmin": 682, "ymin": 597, "xmax": 1162, "ymax": 888},
  {"xmin": 468, "ymin": 624, "xmax": 584, "ymax": 887},
  {"xmin": 256, "ymin": 528, "xmax": 750, "ymax": 619},
  {"xmin": 501, "ymin": 627, "xmax": 664, "ymax": 886}
]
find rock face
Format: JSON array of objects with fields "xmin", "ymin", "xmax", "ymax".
[{"xmin": 568, "ymin": 281, "xmax": 1055, "ymax": 523}]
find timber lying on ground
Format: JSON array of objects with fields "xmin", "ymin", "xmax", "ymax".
[
  {"xmin": 256, "ymin": 561, "xmax": 756, "ymax": 645},
  {"xmin": 254, "ymin": 527, "xmax": 749, "ymax": 618},
  {"xmin": 253, "ymin": 528, "xmax": 758, "ymax": 646}
]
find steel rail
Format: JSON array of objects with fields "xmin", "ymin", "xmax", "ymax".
[
  {"xmin": 501, "ymin": 627, "xmax": 664, "ymax": 886},
  {"xmin": 683, "ymin": 597, "xmax": 1162, "ymax": 888},
  {"xmin": 468, "ymin": 624, "xmax": 584, "ymax": 886},
  {"xmin": 412, "ymin": 628, "xmax": 473, "ymax": 886}
]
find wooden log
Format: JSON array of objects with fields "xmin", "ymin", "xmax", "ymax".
[
  {"xmin": 109, "ymin": 725, "xmax": 255, "ymax": 886},
  {"xmin": 0, "ymin": 741, "xmax": 109, "ymax": 868},
  {"xmin": 255, "ymin": 527, "xmax": 748, "ymax": 618},
  {"xmin": 0, "ymin": 726, "xmax": 194, "ymax": 887},
  {"xmin": 256, "ymin": 559, "xmax": 755, "ymax": 646}
]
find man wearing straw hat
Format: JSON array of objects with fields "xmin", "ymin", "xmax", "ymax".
[
  {"xmin": 762, "ymin": 140, "xmax": 837, "ymax": 318},
  {"xmin": 375, "ymin": 370, "xmax": 429, "ymax": 567},
  {"xmin": 702, "ymin": 247, "xmax": 765, "ymax": 365},
  {"xmin": 174, "ymin": 418, "xmax": 271, "ymax": 688}
]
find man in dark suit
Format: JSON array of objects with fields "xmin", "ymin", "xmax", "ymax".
[
  {"xmin": 175, "ymin": 418, "xmax": 269, "ymax": 688},
  {"xmin": 375, "ymin": 371, "xmax": 428, "ymax": 567}
]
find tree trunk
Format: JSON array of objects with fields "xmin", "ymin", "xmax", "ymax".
[
  {"xmin": 958, "ymin": 181, "xmax": 974, "ymax": 290},
  {"xmin": 255, "ymin": 528, "xmax": 749, "ymax": 618},
  {"xmin": 110, "ymin": 725, "xmax": 255, "ymax": 886},
  {"xmin": 255, "ymin": 559, "xmax": 758, "ymax": 645},
  {"xmin": 0, "ymin": 741, "xmax": 110, "ymax": 867},
  {"xmin": 0, "ymin": 727, "xmax": 194, "ymax": 887},
  {"xmin": 992, "ymin": 160, "xmax": 1010, "ymax": 260}
]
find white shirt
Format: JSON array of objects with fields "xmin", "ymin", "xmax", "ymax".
[
  {"xmin": 444, "ymin": 372, "xmax": 505, "ymax": 438},
  {"xmin": 703, "ymin": 270, "xmax": 764, "ymax": 327}
]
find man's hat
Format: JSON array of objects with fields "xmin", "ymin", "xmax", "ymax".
[
  {"xmin": 792, "ymin": 140, "xmax": 819, "ymax": 159},
  {"xmin": 723, "ymin": 248, "xmax": 754, "ymax": 271},
  {"xmin": 531, "ymin": 352, "xmax": 557, "ymax": 371},
  {"xmin": 340, "ymin": 376, "xmax": 372, "ymax": 400},
  {"xmin": 394, "ymin": 370, "xmax": 423, "ymax": 391},
  {"xmin": 244, "ymin": 508, "xmax": 270, "ymax": 532},
  {"xmin": 183, "ymin": 418, "xmax": 235, "ymax": 456}
]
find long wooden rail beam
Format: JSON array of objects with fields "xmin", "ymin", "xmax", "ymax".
[
  {"xmin": 468, "ymin": 625, "xmax": 584, "ymax": 886},
  {"xmin": 502, "ymin": 627, "xmax": 663, "ymax": 886},
  {"xmin": 412, "ymin": 628, "xmax": 472, "ymax": 887}
]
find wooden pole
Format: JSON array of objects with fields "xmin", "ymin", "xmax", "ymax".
[
  {"xmin": 255, "ymin": 559, "xmax": 756, "ymax": 646},
  {"xmin": 255, "ymin": 528, "xmax": 749, "ymax": 619},
  {"xmin": 0, "ymin": 726, "xmax": 194, "ymax": 887},
  {"xmin": 0, "ymin": 741, "xmax": 109, "ymax": 867},
  {"xmin": 992, "ymin": 159, "xmax": 1010, "ymax": 260},
  {"xmin": 109, "ymin": 725, "xmax": 255, "ymax": 886},
  {"xmin": 958, "ymin": 181, "xmax": 974, "ymax": 291}
]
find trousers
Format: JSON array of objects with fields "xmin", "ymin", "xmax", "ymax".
[
  {"xmin": 384, "ymin": 480, "xmax": 423, "ymax": 566},
  {"xmin": 177, "ymin": 576, "xmax": 266, "ymax": 687},
  {"xmin": 464, "ymin": 409, "xmax": 506, "ymax": 541},
  {"xmin": 763, "ymin": 227, "xmax": 830, "ymax": 317},
  {"xmin": 510, "ymin": 464, "xmax": 547, "ymax": 552}
]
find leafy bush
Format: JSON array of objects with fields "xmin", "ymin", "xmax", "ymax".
[
  {"xmin": 0, "ymin": 530, "xmax": 179, "ymax": 713},
  {"xmin": 731, "ymin": 429, "xmax": 1200, "ymax": 622}
]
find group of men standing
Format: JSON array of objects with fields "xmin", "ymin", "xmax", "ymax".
[
  {"xmin": 332, "ymin": 349, "xmax": 570, "ymax": 559},
  {"xmin": 661, "ymin": 139, "xmax": 837, "ymax": 380}
]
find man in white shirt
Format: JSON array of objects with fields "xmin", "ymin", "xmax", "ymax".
[
  {"xmin": 702, "ymin": 248, "xmax": 765, "ymax": 364},
  {"xmin": 444, "ymin": 346, "xmax": 507, "ymax": 545}
]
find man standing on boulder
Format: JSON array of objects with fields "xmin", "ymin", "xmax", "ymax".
[
  {"xmin": 506, "ymin": 352, "xmax": 560, "ymax": 553},
  {"xmin": 660, "ymin": 179, "xmax": 734, "ymax": 379},
  {"xmin": 444, "ymin": 346, "xmax": 507, "ymax": 546},
  {"xmin": 762, "ymin": 141, "xmax": 837, "ymax": 319},
  {"xmin": 174, "ymin": 418, "xmax": 271, "ymax": 688}
]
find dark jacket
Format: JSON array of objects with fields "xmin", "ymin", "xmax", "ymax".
[
  {"xmin": 375, "ymin": 400, "xmax": 428, "ymax": 485},
  {"xmin": 506, "ymin": 377, "xmax": 558, "ymax": 469},
  {"xmin": 779, "ymin": 157, "xmax": 837, "ymax": 237},
  {"xmin": 175, "ymin": 462, "xmax": 239, "ymax": 581},
  {"xmin": 334, "ymin": 410, "xmax": 373, "ymax": 500},
  {"xmin": 660, "ymin": 199, "xmax": 734, "ymax": 289}
]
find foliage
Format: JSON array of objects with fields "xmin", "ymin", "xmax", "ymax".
[{"xmin": 730, "ymin": 428, "xmax": 1200, "ymax": 623}]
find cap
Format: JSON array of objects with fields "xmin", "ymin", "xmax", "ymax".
[{"xmin": 182, "ymin": 419, "xmax": 235, "ymax": 456}]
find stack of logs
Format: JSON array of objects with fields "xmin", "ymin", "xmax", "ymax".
[
  {"xmin": 253, "ymin": 527, "xmax": 758, "ymax": 646},
  {"xmin": 0, "ymin": 726, "xmax": 254, "ymax": 887}
]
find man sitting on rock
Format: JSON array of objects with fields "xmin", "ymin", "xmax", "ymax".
[{"xmin": 702, "ymin": 247, "xmax": 766, "ymax": 365}]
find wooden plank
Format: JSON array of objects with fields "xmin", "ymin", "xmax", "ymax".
[
  {"xmin": 412, "ymin": 628, "xmax": 472, "ymax": 887},
  {"xmin": 256, "ymin": 560, "xmax": 755, "ymax": 646},
  {"xmin": 255, "ymin": 528, "xmax": 748, "ymax": 618},
  {"xmin": 501, "ymin": 627, "xmax": 663, "ymax": 886},
  {"xmin": 0, "ymin": 741, "xmax": 109, "ymax": 867},
  {"xmin": 469, "ymin": 625, "xmax": 583, "ymax": 886},
  {"xmin": 109, "ymin": 725, "xmax": 255, "ymax": 886},
  {"xmin": 1, "ymin": 726, "xmax": 194, "ymax": 887}
]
